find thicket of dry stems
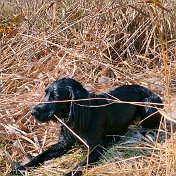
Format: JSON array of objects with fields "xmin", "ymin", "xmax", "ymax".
[{"xmin": 0, "ymin": 0, "xmax": 176, "ymax": 175}]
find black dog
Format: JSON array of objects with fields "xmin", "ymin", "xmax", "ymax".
[{"xmin": 16, "ymin": 78, "xmax": 163, "ymax": 175}]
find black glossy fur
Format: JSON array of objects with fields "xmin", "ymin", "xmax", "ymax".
[{"xmin": 16, "ymin": 78, "xmax": 163, "ymax": 176}]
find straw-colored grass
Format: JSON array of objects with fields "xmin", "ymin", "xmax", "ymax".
[{"xmin": 0, "ymin": 0, "xmax": 176, "ymax": 175}]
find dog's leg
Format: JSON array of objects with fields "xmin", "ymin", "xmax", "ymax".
[
  {"xmin": 66, "ymin": 138, "xmax": 104, "ymax": 176},
  {"xmin": 16, "ymin": 126, "xmax": 75, "ymax": 170}
]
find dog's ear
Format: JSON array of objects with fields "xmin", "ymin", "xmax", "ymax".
[
  {"xmin": 54, "ymin": 87, "xmax": 72, "ymax": 100},
  {"xmin": 66, "ymin": 86, "xmax": 88, "ymax": 100},
  {"xmin": 67, "ymin": 86, "xmax": 92, "ymax": 132}
]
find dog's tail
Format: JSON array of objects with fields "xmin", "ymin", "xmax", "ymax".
[{"xmin": 135, "ymin": 86, "xmax": 163, "ymax": 129}]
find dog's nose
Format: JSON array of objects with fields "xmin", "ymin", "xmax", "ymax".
[{"xmin": 31, "ymin": 106, "xmax": 42, "ymax": 117}]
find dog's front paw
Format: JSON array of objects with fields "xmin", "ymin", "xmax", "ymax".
[
  {"xmin": 65, "ymin": 170, "xmax": 83, "ymax": 176},
  {"xmin": 16, "ymin": 165, "xmax": 26, "ymax": 171},
  {"xmin": 10, "ymin": 165, "xmax": 26, "ymax": 176}
]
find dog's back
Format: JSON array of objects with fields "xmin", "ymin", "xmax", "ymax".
[
  {"xmin": 111, "ymin": 85, "xmax": 163, "ymax": 128},
  {"xmin": 108, "ymin": 84, "xmax": 156, "ymax": 102},
  {"xmin": 93, "ymin": 85, "xmax": 163, "ymax": 135}
]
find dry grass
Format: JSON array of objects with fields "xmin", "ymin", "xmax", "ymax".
[{"xmin": 0, "ymin": 0, "xmax": 176, "ymax": 175}]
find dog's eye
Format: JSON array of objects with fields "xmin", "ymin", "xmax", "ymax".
[{"xmin": 49, "ymin": 91, "xmax": 55, "ymax": 100}]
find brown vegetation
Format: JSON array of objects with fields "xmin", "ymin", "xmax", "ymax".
[{"xmin": 0, "ymin": 0, "xmax": 176, "ymax": 175}]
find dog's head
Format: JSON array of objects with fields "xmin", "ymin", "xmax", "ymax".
[{"xmin": 31, "ymin": 78, "xmax": 87, "ymax": 122}]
